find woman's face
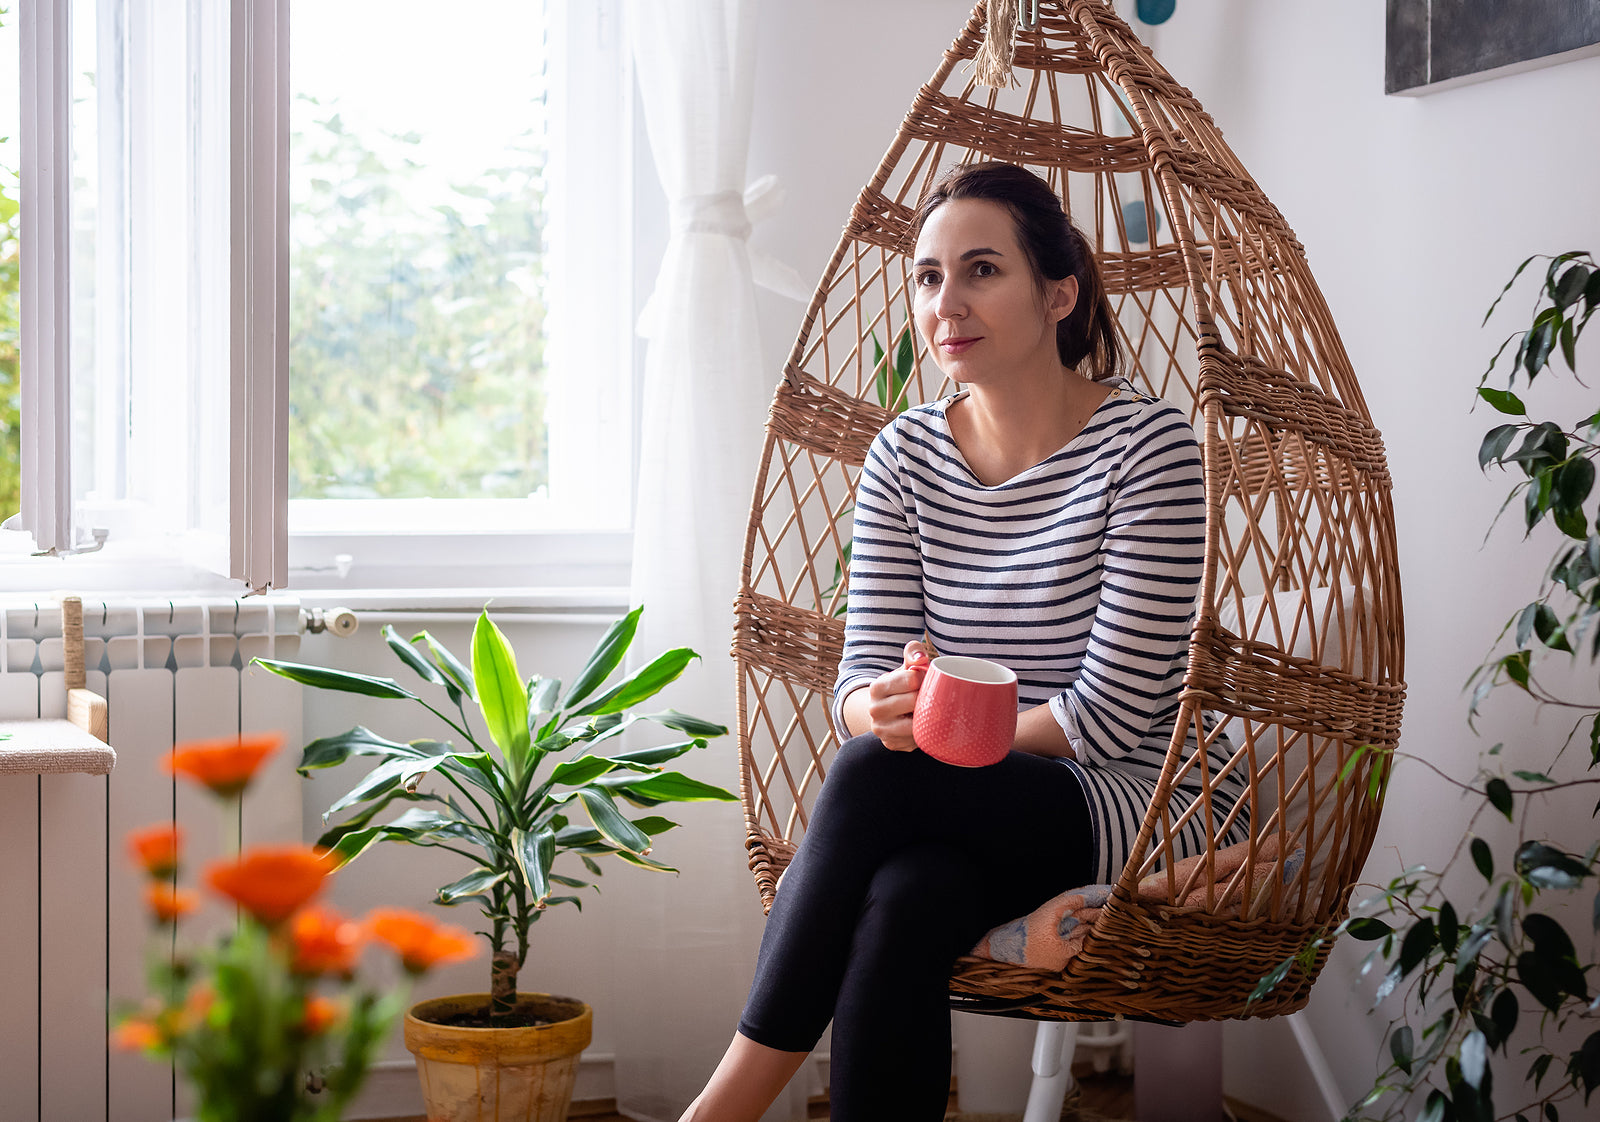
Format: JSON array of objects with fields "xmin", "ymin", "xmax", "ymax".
[{"xmin": 911, "ymin": 197, "xmax": 1077, "ymax": 387}]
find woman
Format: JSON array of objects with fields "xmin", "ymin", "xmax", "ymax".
[{"xmin": 680, "ymin": 161, "xmax": 1247, "ymax": 1121}]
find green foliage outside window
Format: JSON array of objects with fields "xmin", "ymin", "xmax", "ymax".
[
  {"xmin": 1, "ymin": 5, "xmax": 19, "ymax": 522},
  {"xmin": 290, "ymin": 100, "xmax": 550, "ymax": 501}
]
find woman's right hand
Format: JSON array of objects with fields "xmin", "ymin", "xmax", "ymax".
[{"xmin": 863, "ymin": 640, "xmax": 933, "ymax": 751}]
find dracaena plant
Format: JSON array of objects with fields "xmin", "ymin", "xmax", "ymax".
[
  {"xmin": 257, "ymin": 606, "xmax": 735, "ymax": 1023},
  {"xmin": 1253, "ymin": 253, "xmax": 1600, "ymax": 1122}
]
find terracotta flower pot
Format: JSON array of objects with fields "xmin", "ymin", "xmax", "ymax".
[{"xmin": 403, "ymin": 993, "xmax": 593, "ymax": 1122}]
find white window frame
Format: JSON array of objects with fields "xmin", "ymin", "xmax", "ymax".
[{"xmin": 7, "ymin": 0, "xmax": 636, "ymax": 599}]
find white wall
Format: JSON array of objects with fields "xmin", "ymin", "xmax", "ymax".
[
  {"xmin": 738, "ymin": 2, "xmax": 1600, "ymax": 1119},
  {"xmin": 290, "ymin": 2, "xmax": 1599, "ymax": 1117}
]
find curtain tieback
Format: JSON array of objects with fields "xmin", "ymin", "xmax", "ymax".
[{"xmin": 672, "ymin": 190, "xmax": 753, "ymax": 239}]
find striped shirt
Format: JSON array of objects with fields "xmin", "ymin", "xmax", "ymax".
[{"xmin": 830, "ymin": 378, "xmax": 1248, "ymax": 884}]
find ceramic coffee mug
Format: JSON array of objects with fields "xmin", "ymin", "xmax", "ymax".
[{"xmin": 911, "ymin": 655, "xmax": 1018, "ymax": 767}]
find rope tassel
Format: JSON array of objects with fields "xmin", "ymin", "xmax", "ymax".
[{"xmin": 975, "ymin": 0, "xmax": 1020, "ymax": 89}]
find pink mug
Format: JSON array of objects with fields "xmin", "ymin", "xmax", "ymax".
[{"xmin": 911, "ymin": 655, "xmax": 1018, "ymax": 767}]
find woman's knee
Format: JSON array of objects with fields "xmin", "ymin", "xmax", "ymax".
[{"xmin": 825, "ymin": 733, "xmax": 913, "ymax": 793}]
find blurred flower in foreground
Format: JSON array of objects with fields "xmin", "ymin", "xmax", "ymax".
[
  {"xmin": 165, "ymin": 732, "xmax": 282, "ymax": 798},
  {"xmin": 206, "ymin": 845, "xmax": 333, "ymax": 926},
  {"xmin": 114, "ymin": 729, "xmax": 476, "ymax": 1121},
  {"xmin": 368, "ymin": 907, "xmax": 478, "ymax": 974},
  {"xmin": 128, "ymin": 823, "xmax": 182, "ymax": 878},
  {"xmin": 292, "ymin": 906, "xmax": 366, "ymax": 978},
  {"xmin": 145, "ymin": 882, "xmax": 199, "ymax": 924}
]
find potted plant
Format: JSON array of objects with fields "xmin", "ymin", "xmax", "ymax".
[
  {"xmin": 1254, "ymin": 252, "xmax": 1600, "ymax": 1121},
  {"xmin": 258, "ymin": 606, "xmax": 736, "ymax": 1122}
]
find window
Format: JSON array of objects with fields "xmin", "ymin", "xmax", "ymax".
[{"xmin": 3, "ymin": 0, "xmax": 633, "ymax": 595}]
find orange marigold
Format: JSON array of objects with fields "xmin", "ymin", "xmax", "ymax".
[
  {"xmin": 205, "ymin": 845, "xmax": 333, "ymax": 926},
  {"xmin": 367, "ymin": 907, "xmax": 478, "ymax": 974},
  {"xmin": 127, "ymin": 822, "xmax": 182, "ymax": 878},
  {"xmin": 290, "ymin": 905, "xmax": 366, "ymax": 977},
  {"xmin": 146, "ymin": 881, "xmax": 199, "ymax": 923},
  {"xmin": 298, "ymin": 995, "xmax": 342, "ymax": 1036},
  {"xmin": 165, "ymin": 732, "xmax": 282, "ymax": 797},
  {"xmin": 111, "ymin": 1018, "xmax": 162, "ymax": 1051}
]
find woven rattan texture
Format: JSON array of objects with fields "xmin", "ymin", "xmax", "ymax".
[{"xmin": 732, "ymin": 0, "xmax": 1404, "ymax": 1024}]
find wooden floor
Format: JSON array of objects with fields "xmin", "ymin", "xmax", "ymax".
[{"xmin": 378, "ymin": 1065, "xmax": 1290, "ymax": 1122}]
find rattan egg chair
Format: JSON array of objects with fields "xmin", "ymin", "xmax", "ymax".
[{"xmin": 732, "ymin": 0, "xmax": 1403, "ymax": 1048}]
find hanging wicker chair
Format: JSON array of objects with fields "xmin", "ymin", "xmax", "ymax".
[{"xmin": 731, "ymin": 0, "xmax": 1403, "ymax": 1026}]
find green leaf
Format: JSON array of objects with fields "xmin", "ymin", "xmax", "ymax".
[
  {"xmin": 412, "ymin": 629, "xmax": 476, "ymax": 703},
  {"xmin": 297, "ymin": 726, "xmax": 432, "ymax": 773},
  {"xmin": 1580, "ymin": 1030, "xmax": 1600, "ymax": 1101},
  {"xmin": 631, "ymin": 815, "xmax": 680, "ymax": 836},
  {"xmin": 436, "ymin": 867, "xmax": 507, "ymax": 905},
  {"xmin": 528, "ymin": 675, "xmax": 561, "ymax": 717},
  {"xmin": 1483, "ymin": 253, "xmax": 1539, "ymax": 325},
  {"xmin": 1491, "ymin": 987, "xmax": 1519, "ymax": 1048},
  {"xmin": 1390, "ymin": 1024, "xmax": 1414, "ymax": 1074},
  {"xmin": 1480, "ymin": 423, "xmax": 1519, "ymax": 468},
  {"xmin": 549, "ymin": 755, "xmax": 623, "ymax": 787},
  {"xmin": 1486, "ymin": 777, "xmax": 1515, "ymax": 820},
  {"xmin": 1472, "ymin": 838, "xmax": 1494, "ymax": 880},
  {"xmin": 1417, "ymin": 1091, "xmax": 1446, "ymax": 1122},
  {"xmin": 605, "ymin": 739, "xmax": 704, "ymax": 767},
  {"xmin": 382, "ymin": 624, "xmax": 447, "ymax": 688},
  {"xmin": 1459, "ymin": 1029, "xmax": 1487, "ymax": 1089},
  {"xmin": 1501, "ymin": 650, "xmax": 1532, "ymax": 690},
  {"xmin": 637, "ymin": 709, "xmax": 729, "ymax": 737},
  {"xmin": 1554, "ymin": 263, "xmax": 1591, "ymax": 309},
  {"xmin": 317, "ymin": 808, "xmax": 459, "ymax": 866},
  {"xmin": 574, "ymin": 787, "xmax": 651, "ymax": 854},
  {"xmin": 1555, "ymin": 466, "xmax": 1595, "ymax": 540},
  {"xmin": 606, "ymin": 771, "xmax": 738, "ymax": 803},
  {"xmin": 571, "ymin": 647, "xmax": 700, "ymax": 717},
  {"xmin": 513, "ymin": 827, "xmax": 556, "ymax": 906},
  {"xmin": 1591, "ymin": 712, "xmax": 1600, "ymax": 767},
  {"xmin": 1398, "ymin": 918, "xmax": 1438, "ymax": 977},
  {"xmin": 562, "ymin": 607, "xmax": 642, "ymax": 709},
  {"xmin": 1347, "ymin": 917, "xmax": 1394, "ymax": 941},
  {"xmin": 472, "ymin": 612, "xmax": 531, "ymax": 771},
  {"xmin": 1477, "ymin": 386, "xmax": 1526, "ymax": 415},
  {"xmin": 1438, "ymin": 900, "xmax": 1459, "ymax": 954},
  {"xmin": 1515, "ymin": 841, "xmax": 1591, "ymax": 891},
  {"xmin": 1512, "ymin": 770, "xmax": 1555, "ymax": 784},
  {"xmin": 1533, "ymin": 602, "xmax": 1576, "ymax": 650},
  {"xmin": 254, "ymin": 657, "xmax": 415, "ymax": 700},
  {"xmin": 324, "ymin": 751, "xmax": 479, "ymax": 818},
  {"xmin": 614, "ymin": 849, "xmax": 679, "ymax": 873}
]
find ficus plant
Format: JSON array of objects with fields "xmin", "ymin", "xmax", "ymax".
[
  {"xmin": 257, "ymin": 606, "xmax": 736, "ymax": 1024},
  {"xmin": 1253, "ymin": 252, "xmax": 1600, "ymax": 1122}
]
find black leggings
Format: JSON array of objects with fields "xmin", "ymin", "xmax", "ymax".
[{"xmin": 737, "ymin": 735, "xmax": 1094, "ymax": 1122}]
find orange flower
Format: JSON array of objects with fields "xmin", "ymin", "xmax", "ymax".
[
  {"xmin": 165, "ymin": 732, "xmax": 282, "ymax": 797},
  {"xmin": 181, "ymin": 984, "xmax": 216, "ymax": 1030},
  {"xmin": 205, "ymin": 845, "xmax": 333, "ymax": 926},
  {"xmin": 290, "ymin": 905, "xmax": 366, "ymax": 977},
  {"xmin": 127, "ymin": 822, "xmax": 182, "ymax": 878},
  {"xmin": 111, "ymin": 1018, "xmax": 163, "ymax": 1051},
  {"xmin": 367, "ymin": 908, "xmax": 478, "ymax": 974},
  {"xmin": 298, "ymin": 995, "xmax": 342, "ymax": 1036},
  {"xmin": 146, "ymin": 882, "xmax": 199, "ymax": 923}
]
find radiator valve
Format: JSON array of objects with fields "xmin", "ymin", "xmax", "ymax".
[{"xmin": 304, "ymin": 607, "xmax": 359, "ymax": 637}]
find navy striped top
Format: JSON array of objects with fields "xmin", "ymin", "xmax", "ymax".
[{"xmin": 830, "ymin": 378, "xmax": 1248, "ymax": 884}]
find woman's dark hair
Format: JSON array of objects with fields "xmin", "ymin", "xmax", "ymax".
[{"xmin": 911, "ymin": 161, "xmax": 1122, "ymax": 382}]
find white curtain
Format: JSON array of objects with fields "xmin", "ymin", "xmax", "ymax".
[{"xmin": 617, "ymin": 1, "xmax": 809, "ymax": 1119}]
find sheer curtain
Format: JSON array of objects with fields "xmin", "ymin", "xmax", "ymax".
[{"xmin": 616, "ymin": 1, "xmax": 809, "ymax": 1119}]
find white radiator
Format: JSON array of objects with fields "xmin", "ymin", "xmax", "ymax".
[{"xmin": 0, "ymin": 597, "xmax": 304, "ymax": 1122}]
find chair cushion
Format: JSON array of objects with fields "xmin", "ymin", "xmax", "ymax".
[{"xmin": 970, "ymin": 840, "xmax": 1303, "ymax": 973}]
